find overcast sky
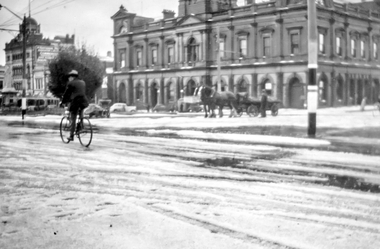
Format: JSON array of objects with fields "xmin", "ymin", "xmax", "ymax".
[{"xmin": 0, "ymin": 0, "xmax": 364, "ymax": 66}]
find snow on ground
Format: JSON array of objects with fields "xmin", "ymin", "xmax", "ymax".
[{"xmin": 1, "ymin": 106, "xmax": 380, "ymax": 248}]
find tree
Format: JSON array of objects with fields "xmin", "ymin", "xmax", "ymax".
[{"xmin": 48, "ymin": 45, "xmax": 105, "ymax": 100}]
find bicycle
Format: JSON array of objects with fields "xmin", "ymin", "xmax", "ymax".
[{"xmin": 60, "ymin": 106, "xmax": 93, "ymax": 147}]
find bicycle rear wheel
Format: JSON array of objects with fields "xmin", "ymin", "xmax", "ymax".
[
  {"xmin": 77, "ymin": 118, "xmax": 93, "ymax": 147},
  {"xmin": 60, "ymin": 116, "xmax": 72, "ymax": 143}
]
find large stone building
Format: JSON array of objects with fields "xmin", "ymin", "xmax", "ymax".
[
  {"xmin": 110, "ymin": 0, "xmax": 380, "ymax": 110},
  {"xmin": 2, "ymin": 16, "xmax": 74, "ymax": 105}
]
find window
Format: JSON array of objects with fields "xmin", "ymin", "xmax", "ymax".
[
  {"xmin": 136, "ymin": 50, "xmax": 142, "ymax": 66},
  {"xmin": 219, "ymin": 38, "xmax": 225, "ymax": 58},
  {"xmin": 374, "ymin": 43, "xmax": 378, "ymax": 59},
  {"xmin": 136, "ymin": 83, "xmax": 143, "ymax": 100},
  {"xmin": 119, "ymin": 49, "xmax": 125, "ymax": 68},
  {"xmin": 168, "ymin": 82, "xmax": 175, "ymax": 101},
  {"xmin": 168, "ymin": 47, "xmax": 174, "ymax": 64},
  {"xmin": 351, "ymin": 39, "xmax": 357, "ymax": 57},
  {"xmin": 336, "ymin": 37, "xmax": 342, "ymax": 56},
  {"xmin": 319, "ymin": 80, "xmax": 327, "ymax": 102},
  {"xmin": 187, "ymin": 38, "xmax": 198, "ymax": 63},
  {"xmin": 152, "ymin": 48, "xmax": 157, "ymax": 65},
  {"xmin": 35, "ymin": 78, "xmax": 43, "ymax": 90},
  {"xmin": 337, "ymin": 80, "xmax": 343, "ymax": 101},
  {"xmin": 263, "ymin": 36, "xmax": 271, "ymax": 57},
  {"xmin": 239, "ymin": 38, "xmax": 247, "ymax": 57},
  {"xmin": 361, "ymin": 40, "xmax": 365, "ymax": 58},
  {"xmin": 319, "ymin": 33, "xmax": 325, "ymax": 54},
  {"xmin": 0, "ymin": 80, "xmax": 3, "ymax": 89},
  {"xmin": 265, "ymin": 81, "xmax": 273, "ymax": 96},
  {"xmin": 261, "ymin": 80, "xmax": 272, "ymax": 96},
  {"xmin": 290, "ymin": 33, "xmax": 299, "ymax": 54},
  {"xmin": 315, "ymin": 0, "xmax": 326, "ymax": 5},
  {"xmin": 7, "ymin": 55, "xmax": 10, "ymax": 62},
  {"xmin": 237, "ymin": 80, "xmax": 248, "ymax": 93}
]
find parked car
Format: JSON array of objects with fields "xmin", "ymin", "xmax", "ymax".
[
  {"xmin": 152, "ymin": 102, "xmax": 177, "ymax": 113},
  {"xmin": 110, "ymin": 103, "xmax": 136, "ymax": 113},
  {"xmin": 84, "ymin": 103, "xmax": 109, "ymax": 118}
]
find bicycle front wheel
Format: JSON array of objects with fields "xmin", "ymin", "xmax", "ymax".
[
  {"xmin": 78, "ymin": 118, "xmax": 93, "ymax": 147},
  {"xmin": 60, "ymin": 116, "xmax": 72, "ymax": 144}
]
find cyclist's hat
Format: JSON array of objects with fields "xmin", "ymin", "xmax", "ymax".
[{"xmin": 68, "ymin": 70, "xmax": 79, "ymax": 76}]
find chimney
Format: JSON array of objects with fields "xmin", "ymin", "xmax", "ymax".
[
  {"xmin": 162, "ymin": 9, "xmax": 175, "ymax": 19},
  {"xmin": 107, "ymin": 51, "xmax": 112, "ymax": 57}
]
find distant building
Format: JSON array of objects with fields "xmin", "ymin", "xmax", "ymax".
[
  {"xmin": 94, "ymin": 51, "xmax": 114, "ymax": 103},
  {"xmin": 110, "ymin": 0, "xmax": 380, "ymax": 110},
  {"xmin": 3, "ymin": 16, "xmax": 75, "ymax": 101}
]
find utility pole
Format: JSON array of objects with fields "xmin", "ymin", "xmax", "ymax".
[
  {"xmin": 21, "ymin": 15, "xmax": 27, "ymax": 120},
  {"xmin": 307, "ymin": 0, "xmax": 318, "ymax": 137},
  {"xmin": 216, "ymin": 26, "xmax": 222, "ymax": 92}
]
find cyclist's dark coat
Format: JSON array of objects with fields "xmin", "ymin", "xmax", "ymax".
[{"xmin": 62, "ymin": 79, "xmax": 89, "ymax": 112}]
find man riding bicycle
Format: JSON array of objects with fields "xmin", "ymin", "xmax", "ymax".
[{"xmin": 60, "ymin": 70, "xmax": 89, "ymax": 141}]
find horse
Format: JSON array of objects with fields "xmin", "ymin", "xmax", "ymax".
[{"xmin": 197, "ymin": 86, "xmax": 239, "ymax": 118}]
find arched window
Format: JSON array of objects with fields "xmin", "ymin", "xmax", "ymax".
[
  {"xmin": 262, "ymin": 79, "xmax": 273, "ymax": 96},
  {"xmin": 336, "ymin": 78, "xmax": 343, "ymax": 102},
  {"xmin": 167, "ymin": 82, "xmax": 175, "ymax": 101},
  {"xmin": 136, "ymin": 82, "xmax": 144, "ymax": 101},
  {"xmin": 237, "ymin": 79, "xmax": 248, "ymax": 93},
  {"xmin": 187, "ymin": 38, "xmax": 198, "ymax": 63},
  {"xmin": 319, "ymin": 79, "xmax": 328, "ymax": 103},
  {"xmin": 186, "ymin": 80, "xmax": 196, "ymax": 96}
]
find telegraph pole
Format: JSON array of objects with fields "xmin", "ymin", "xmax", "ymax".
[
  {"xmin": 307, "ymin": 0, "xmax": 318, "ymax": 137},
  {"xmin": 21, "ymin": 15, "xmax": 27, "ymax": 120},
  {"xmin": 216, "ymin": 26, "xmax": 222, "ymax": 92}
]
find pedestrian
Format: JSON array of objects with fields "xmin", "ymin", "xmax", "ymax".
[
  {"xmin": 60, "ymin": 70, "xmax": 89, "ymax": 141},
  {"xmin": 260, "ymin": 89, "xmax": 268, "ymax": 118},
  {"xmin": 360, "ymin": 97, "xmax": 367, "ymax": 111}
]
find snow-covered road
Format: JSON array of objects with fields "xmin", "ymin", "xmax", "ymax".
[{"xmin": 1, "ymin": 113, "xmax": 380, "ymax": 248}]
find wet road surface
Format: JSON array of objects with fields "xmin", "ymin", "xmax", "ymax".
[{"xmin": 1, "ymin": 120, "xmax": 380, "ymax": 248}]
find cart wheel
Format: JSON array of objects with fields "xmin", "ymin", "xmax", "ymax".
[
  {"xmin": 247, "ymin": 105, "xmax": 259, "ymax": 117},
  {"xmin": 271, "ymin": 104, "xmax": 279, "ymax": 116}
]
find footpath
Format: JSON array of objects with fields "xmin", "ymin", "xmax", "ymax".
[{"xmin": 1, "ymin": 106, "xmax": 380, "ymax": 154}]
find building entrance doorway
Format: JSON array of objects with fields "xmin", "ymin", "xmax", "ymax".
[
  {"xmin": 289, "ymin": 78, "xmax": 304, "ymax": 109},
  {"xmin": 151, "ymin": 83, "xmax": 159, "ymax": 107},
  {"xmin": 119, "ymin": 83, "xmax": 126, "ymax": 103}
]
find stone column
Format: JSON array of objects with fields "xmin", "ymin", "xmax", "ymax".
[
  {"xmin": 250, "ymin": 22, "xmax": 258, "ymax": 60},
  {"xmin": 368, "ymin": 26, "xmax": 373, "ymax": 62},
  {"xmin": 344, "ymin": 22, "xmax": 350, "ymax": 60},
  {"xmin": 276, "ymin": 72, "xmax": 283, "ymax": 102},
  {"xmin": 144, "ymin": 37, "xmax": 149, "ymax": 69},
  {"xmin": 127, "ymin": 39, "xmax": 134, "ymax": 70},
  {"xmin": 228, "ymin": 25, "xmax": 235, "ymax": 63},
  {"xmin": 275, "ymin": 16, "xmax": 284, "ymax": 60},
  {"xmin": 252, "ymin": 73, "xmax": 258, "ymax": 98},
  {"xmin": 160, "ymin": 35, "xmax": 165, "ymax": 67},
  {"xmin": 329, "ymin": 18, "xmax": 335, "ymax": 60},
  {"xmin": 330, "ymin": 70, "xmax": 335, "ymax": 107}
]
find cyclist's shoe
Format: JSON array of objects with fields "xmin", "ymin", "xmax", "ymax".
[{"xmin": 67, "ymin": 135, "xmax": 74, "ymax": 141}]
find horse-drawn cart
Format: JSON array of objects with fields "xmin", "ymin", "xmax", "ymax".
[{"xmin": 236, "ymin": 93, "xmax": 281, "ymax": 117}]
